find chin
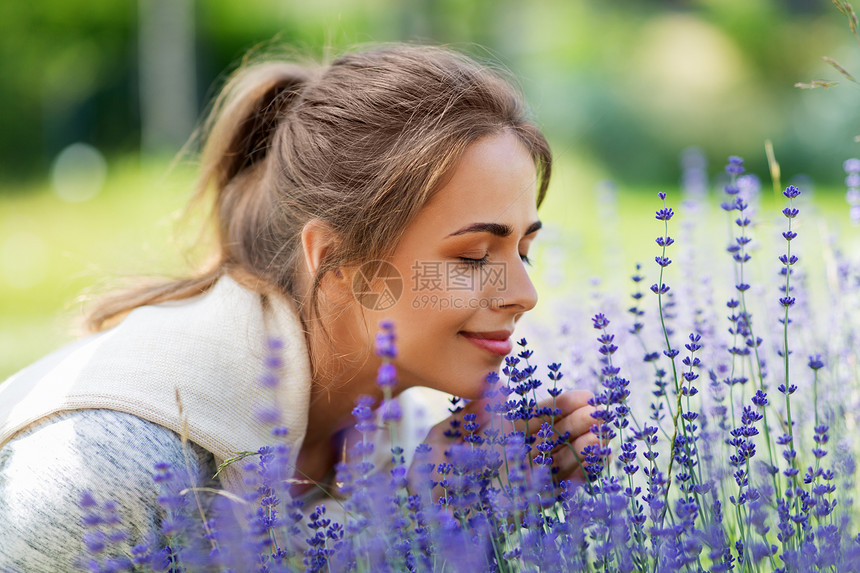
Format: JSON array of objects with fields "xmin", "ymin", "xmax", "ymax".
[
  {"xmin": 453, "ymin": 369, "xmax": 501, "ymax": 401},
  {"xmin": 405, "ymin": 354, "xmax": 505, "ymax": 400},
  {"xmin": 458, "ymin": 387, "xmax": 488, "ymax": 401}
]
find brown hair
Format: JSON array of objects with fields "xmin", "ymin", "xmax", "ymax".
[{"xmin": 85, "ymin": 44, "xmax": 552, "ymax": 333}]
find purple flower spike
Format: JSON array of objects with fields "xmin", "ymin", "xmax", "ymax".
[
  {"xmin": 808, "ymin": 354, "xmax": 825, "ymax": 370},
  {"xmin": 782, "ymin": 185, "xmax": 801, "ymax": 199},
  {"xmin": 377, "ymin": 362, "xmax": 397, "ymax": 388},
  {"xmin": 352, "ymin": 395, "xmax": 376, "ymax": 432},
  {"xmin": 655, "ymin": 207, "xmax": 674, "ymax": 221},
  {"xmin": 381, "ymin": 399, "xmax": 402, "ymax": 422},
  {"xmin": 80, "ymin": 491, "xmax": 98, "ymax": 509},
  {"xmin": 726, "ymin": 156, "xmax": 745, "ymax": 175},
  {"xmin": 374, "ymin": 321, "xmax": 397, "ymax": 358}
]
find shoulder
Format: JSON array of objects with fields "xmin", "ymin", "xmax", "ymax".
[{"xmin": 0, "ymin": 409, "xmax": 216, "ymax": 570}]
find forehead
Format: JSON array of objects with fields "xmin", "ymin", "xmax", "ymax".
[{"xmin": 417, "ymin": 132, "xmax": 539, "ymax": 231}]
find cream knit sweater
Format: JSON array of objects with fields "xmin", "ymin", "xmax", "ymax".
[{"xmin": 0, "ymin": 275, "xmax": 313, "ymax": 495}]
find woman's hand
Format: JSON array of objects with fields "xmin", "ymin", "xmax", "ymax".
[
  {"xmin": 534, "ymin": 389, "xmax": 602, "ymax": 481},
  {"xmin": 408, "ymin": 389, "xmax": 602, "ymax": 496}
]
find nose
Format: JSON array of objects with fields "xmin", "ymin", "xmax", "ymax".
[{"xmin": 497, "ymin": 256, "xmax": 538, "ymax": 313}]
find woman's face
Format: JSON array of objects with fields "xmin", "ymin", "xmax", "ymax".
[{"xmin": 358, "ymin": 131, "xmax": 541, "ymax": 399}]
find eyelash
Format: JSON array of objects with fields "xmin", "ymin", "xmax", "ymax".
[
  {"xmin": 458, "ymin": 255, "xmax": 489, "ymax": 269},
  {"xmin": 458, "ymin": 254, "xmax": 532, "ymax": 268}
]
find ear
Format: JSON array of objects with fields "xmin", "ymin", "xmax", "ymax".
[
  {"xmin": 301, "ymin": 219, "xmax": 336, "ymax": 276},
  {"xmin": 300, "ymin": 219, "xmax": 351, "ymax": 301}
]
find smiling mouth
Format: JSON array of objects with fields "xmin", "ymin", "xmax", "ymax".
[{"xmin": 459, "ymin": 331, "xmax": 513, "ymax": 357}]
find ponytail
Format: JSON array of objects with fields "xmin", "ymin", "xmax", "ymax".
[{"xmin": 198, "ymin": 62, "xmax": 313, "ymax": 192}]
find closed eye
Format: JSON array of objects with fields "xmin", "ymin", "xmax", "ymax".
[{"xmin": 458, "ymin": 255, "xmax": 489, "ymax": 268}]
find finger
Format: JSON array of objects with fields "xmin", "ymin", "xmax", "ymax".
[
  {"xmin": 553, "ymin": 405, "xmax": 601, "ymax": 441},
  {"xmin": 546, "ymin": 432, "xmax": 602, "ymax": 481},
  {"xmin": 541, "ymin": 389, "xmax": 595, "ymax": 418},
  {"xmin": 442, "ymin": 388, "xmax": 599, "ymax": 442},
  {"xmin": 483, "ymin": 389, "xmax": 596, "ymax": 436},
  {"xmin": 423, "ymin": 396, "xmax": 507, "ymax": 444}
]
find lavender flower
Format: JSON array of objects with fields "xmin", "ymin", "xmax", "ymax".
[
  {"xmin": 70, "ymin": 153, "xmax": 860, "ymax": 572},
  {"xmin": 845, "ymin": 157, "xmax": 860, "ymax": 224},
  {"xmin": 374, "ymin": 319, "xmax": 397, "ymax": 358},
  {"xmin": 778, "ymin": 186, "xmax": 802, "ymax": 494}
]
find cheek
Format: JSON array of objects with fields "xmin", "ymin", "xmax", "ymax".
[
  {"xmin": 401, "ymin": 290, "xmax": 480, "ymax": 329},
  {"xmin": 394, "ymin": 303, "xmax": 471, "ymax": 361},
  {"xmin": 386, "ymin": 260, "xmax": 484, "ymax": 356}
]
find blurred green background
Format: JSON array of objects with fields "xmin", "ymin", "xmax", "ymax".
[{"xmin": 3, "ymin": 0, "xmax": 860, "ymax": 379}]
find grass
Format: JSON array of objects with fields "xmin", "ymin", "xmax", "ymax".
[{"xmin": 0, "ymin": 156, "xmax": 199, "ymax": 380}]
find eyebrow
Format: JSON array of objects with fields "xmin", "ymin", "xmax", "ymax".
[{"xmin": 447, "ymin": 220, "xmax": 542, "ymax": 238}]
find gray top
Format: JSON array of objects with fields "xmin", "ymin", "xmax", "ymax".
[{"xmin": 0, "ymin": 409, "xmax": 216, "ymax": 572}]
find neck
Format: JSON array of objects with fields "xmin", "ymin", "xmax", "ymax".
[
  {"xmin": 305, "ymin": 366, "xmax": 383, "ymax": 443},
  {"xmin": 301, "ymin": 301, "xmax": 392, "ymax": 443},
  {"xmin": 291, "ymin": 338, "xmax": 383, "ymax": 495}
]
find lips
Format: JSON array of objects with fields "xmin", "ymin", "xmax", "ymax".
[{"xmin": 460, "ymin": 330, "xmax": 513, "ymax": 357}]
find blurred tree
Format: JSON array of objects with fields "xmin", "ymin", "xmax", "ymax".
[
  {"xmin": 0, "ymin": 1, "xmax": 136, "ymax": 183},
  {"xmin": 0, "ymin": 0, "xmax": 857, "ymax": 189},
  {"xmin": 138, "ymin": 0, "xmax": 197, "ymax": 156}
]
